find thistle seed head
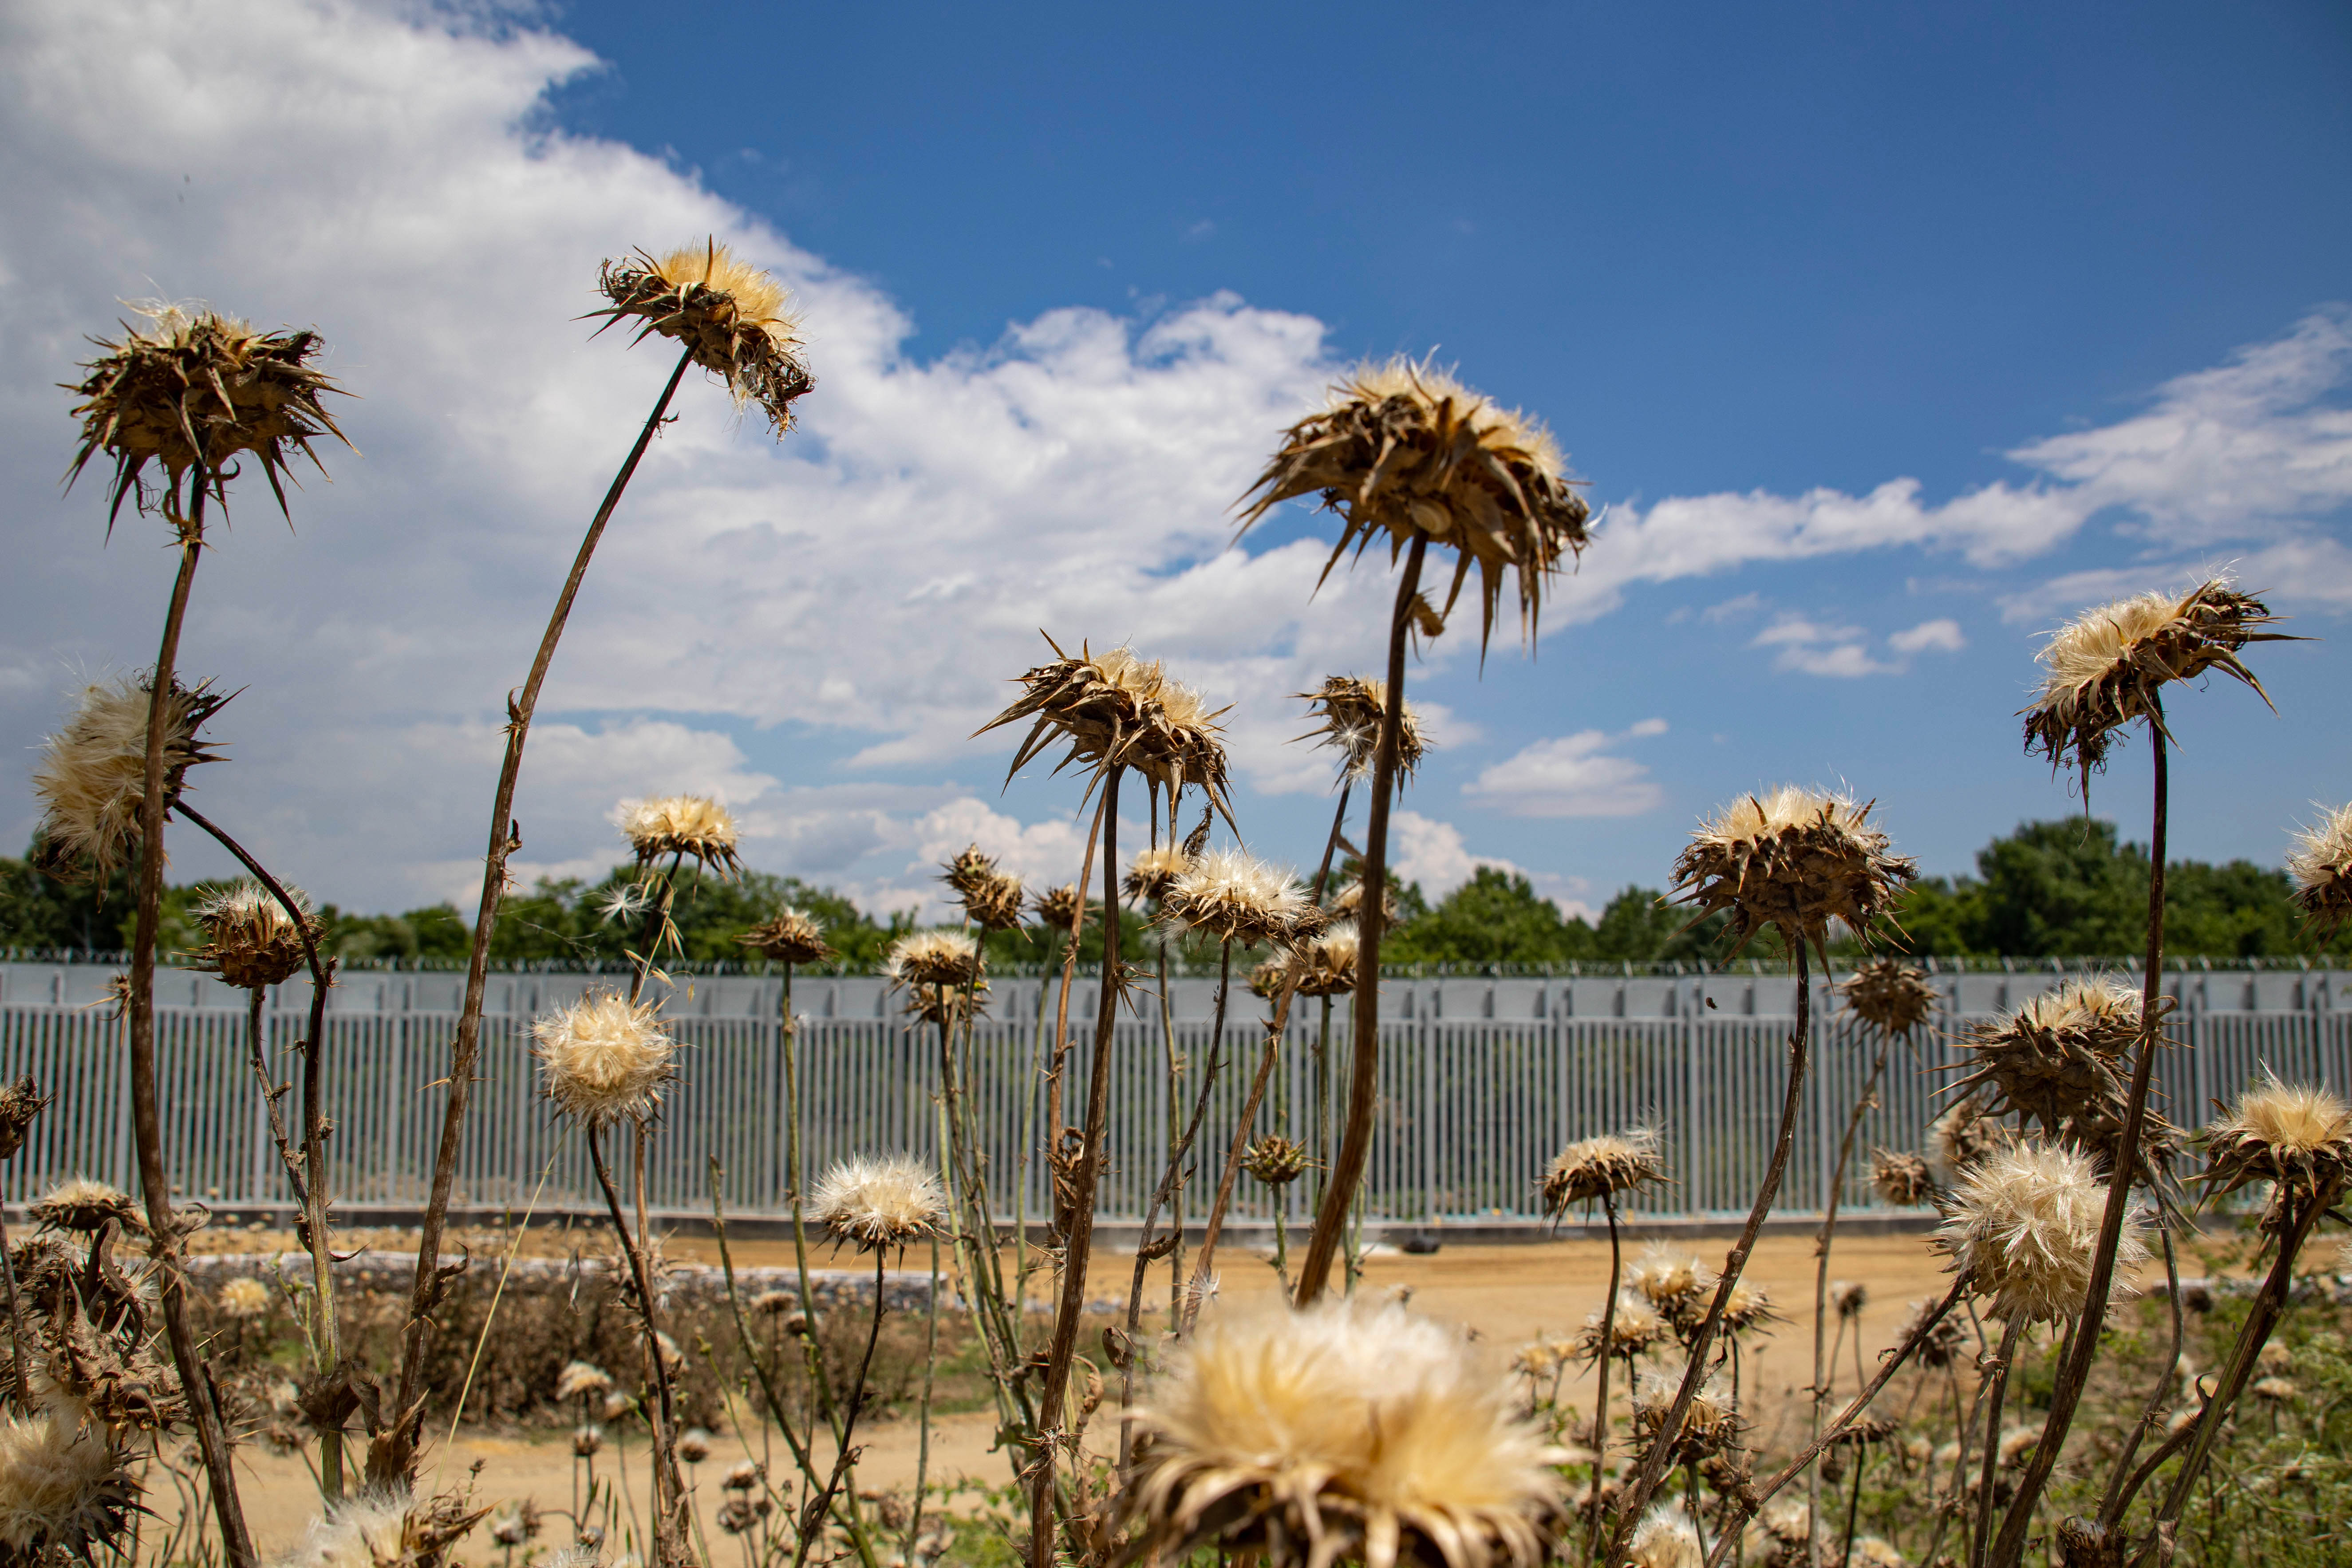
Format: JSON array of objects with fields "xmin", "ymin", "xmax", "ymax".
[
  {"xmin": 531, "ymin": 993, "xmax": 677, "ymax": 1128},
  {"xmin": 187, "ymin": 880, "xmax": 316, "ymax": 991},
  {"xmin": 1161, "ymin": 849, "xmax": 1314, "ymax": 948},
  {"xmin": 1627, "ymin": 1503, "xmax": 1705, "ymax": 1568},
  {"xmin": 2196, "ymin": 1074, "xmax": 2352, "ymax": 1206},
  {"xmin": 594, "ymin": 242, "xmax": 812, "ymax": 436},
  {"xmin": 1246, "ymin": 955, "xmax": 1290, "ymax": 1000},
  {"xmin": 554, "ymin": 1362, "xmax": 613, "ymax": 1402},
  {"xmin": 1670, "ymin": 787, "xmax": 1915, "ymax": 956},
  {"xmin": 616, "ymin": 795, "xmax": 741, "ymax": 873},
  {"xmin": 277, "ymin": 1491, "xmax": 492, "ymax": 1568},
  {"xmin": 1542, "ymin": 1126, "xmax": 1665, "ymax": 1213},
  {"xmin": 1120, "ymin": 845, "xmax": 1188, "ymax": 906},
  {"xmin": 0, "ymin": 1078, "xmax": 47, "ymax": 1162},
  {"xmin": 810, "ymin": 1155, "xmax": 945, "ymax": 1252},
  {"xmin": 1119, "ymin": 1300, "xmax": 1566, "ymax": 1568},
  {"xmin": 884, "ymin": 930, "xmax": 983, "ymax": 991},
  {"xmin": 215, "ymin": 1277, "xmax": 272, "ymax": 1320},
  {"xmin": 1837, "ymin": 957, "xmax": 1938, "ymax": 1036},
  {"xmin": 32, "ymin": 675, "xmax": 227, "ymax": 884},
  {"xmin": 1897, "ymin": 1298, "xmax": 1965, "ymax": 1371},
  {"xmin": 64, "ymin": 303, "xmax": 349, "ymax": 525},
  {"xmin": 2287, "ymin": 802, "xmax": 2352, "ymax": 940},
  {"xmin": 1720, "ymin": 1281, "xmax": 1782, "ymax": 1335},
  {"xmin": 738, "ymin": 908, "xmax": 833, "ymax": 966},
  {"xmin": 1634, "ymin": 1363, "xmax": 1741, "ymax": 1463},
  {"xmin": 977, "ymin": 638, "xmax": 1231, "ymax": 815},
  {"xmin": 1628, "ymin": 1246, "xmax": 1715, "ymax": 1331},
  {"xmin": 0, "ymin": 1396, "xmax": 136, "ymax": 1566},
  {"xmin": 28, "ymin": 1179, "xmax": 135, "ymax": 1237},
  {"xmin": 1329, "ymin": 877, "xmax": 1401, "ymax": 929},
  {"xmin": 1290, "ymin": 920, "xmax": 1361, "ymax": 997},
  {"xmin": 1030, "ymin": 883, "xmax": 1089, "ymax": 934},
  {"xmin": 1870, "ymin": 1149, "xmax": 1934, "ymax": 1208},
  {"xmin": 1831, "ymin": 1280, "xmax": 1869, "ymax": 1319},
  {"xmin": 2023, "ymin": 578, "xmax": 2290, "ymax": 779},
  {"xmin": 1240, "ymin": 1134, "xmax": 1311, "ymax": 1187},
  {"xmin": 1935, "ymin": 1139, "xmax": 2146, "ymax": 1323},
  {"xmin": 1237, "ymin": 359, "xmax": 1592, "ymax": 654},
  {"xmin": 1575, "ymin": 1294, "xmax": 1667, "ymax": 1362},
  {"xmin": 1928, "ymin": 1094, "xmax": 2005, "ymax": 1183},
  {"xmin": 1297, "ymin": 675, "xmax": 1429, "ymax": 782}
]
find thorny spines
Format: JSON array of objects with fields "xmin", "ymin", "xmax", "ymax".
[
  {"xmin": 1869, "ymin": 1149, "xmax": 1934, "ymax": 1209},
  {"xmin": 1934, "ymin": 1139, "xmax": 2148, "ymax": 1324},
  {"xmin": 0, "ymin": 1079, "xmax": 49, "ymax": 1163},
  {"xmin": 530, "ymin": 992, "xmax": 678, "ymax": 1129},
  {"xmin": 810, "ymin": 1155, "xmax": 946, "ymax": 1255},
  {"xmin": 274, "ymin": 1489, "xmax": 493, "ymax": 1568},
  {"xmin": 885, "ymin": 929, "xmax": 989, "ymax": 1027},
  {"xmin": 1239, "ymin": 1135, "xmax": 1311, "ymax": 1187},
  {"xmin": 185, "ymin": 879, "xmax": 318, "ymax": 991},
  {"xmin": 63, "ymin": 302, "xmax": 351, "ymax": 527},
  {"xmin": 2021, "ymin": 577, "xmax": 2294, "ymax": 785},
  {"xmin": 1030, "ymin": 883, "xmax": 1091, "ymax": 935},
  {"xmin": 1836, "ymin": 957, "xmax": 1938, "ymax": 1037},
  {"xmin": 976, "ymin": 637, "xmax": 1232, "ymax": 819},
  {"xmin": 2286, "ymin": 802, "xmax": 2352, "ymax": 940},
  {"xmin": 2194, "ymin": 1074, "xmax": 2352, "ymax": 1211},
  {"xmin": 1296, "ymin": 675, "xmax": 1428, "ymax": 782},
  {"xmin": 593, "ymin": 242, "xmax": 813, "ymax": 437},
  {"xmin": 1235, "ymin": 357, "xmax": 1594, "ymax": 654},
  {"xmin": 941, "ymin": 845, "xmax": 1026, "ymax": 932},
  {"xmin": 1951, "ymin": 978, "xmax": 2182, "ymax": 1171},
  {"xmin": 1669, "ymin": 787, "xmax": 1916, "ymax": 960},
  {"xmin": 617, "ymin": 795, "xmax": 741, "ymax": 876},
  {"xmin": 27, "ymin": 1182, "xmax": 140, "ymax": 1239},
  {"xmin": 31, "ymin": 674, "xmax": 229, "ymax": 885},
  {"xmin": 1542, "ymin": 1126, "xmax": 1665, "ymax": 1215},
  {"xmin": 739, "ymin": 907, "xmax": 835, "ymax": 966},
  {"xmin": 1158, "ymin": 849, "xmax": 1316, "ymax": 948}
]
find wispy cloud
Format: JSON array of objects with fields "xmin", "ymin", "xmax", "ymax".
[{"xmin": 1462, "ymin": 720, "xmax": 1668, "ymax": 817}]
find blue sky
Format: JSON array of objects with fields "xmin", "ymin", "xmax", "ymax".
[{"xmin": 0, "ymin": 0, "xmax": 2346, "ymax": 919}]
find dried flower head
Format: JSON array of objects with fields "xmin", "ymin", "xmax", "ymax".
[
  {"xmin": 1240, "ymin": 1135, "xmax": 1311, "ymax": 1187},
  {"xmin": 0, "ymin": 1078, "xmax": 46, "ymax": 1162},
  {"xmin": 1671, "ymin": 787, "xmax": 1915, "ymax": 956},
  {"xmin": 531, "ymin": 993, "xmax": 677, "ymax": 1128},
  {"xmin": 1298, "ymin": 675, "xmax": 1429, "ymax": 782},
  {"xmin": 2287, "ymin": 802, "xmax": 2352, "ymax": 940},
  {"xmin": 215, "ymin": 1278, "xmax": 272, "ymax": 1321},
  {"xmin": 65, "ymin": 303, "xmax": 350, "ymax": 525},
  {"xmin": 187, "ymin": 880, "xmax": 316, "ymax": 991},
  {"xmin": 2197, "ymin": 1074, "xmax": 2352, "ymax": 1206},
  {"xmin": 1955, "ymin": 979, "xmax": 2143, "ymax": 1132},
  {"xmin": 1031, "ymin": 883, "xmax": 1089, "ymax": 934},
  {"xmin": 1743, "ymin": 1499, "xmax": 1818, "ymax": 1568},
  {"xmin": 1121, "ymin": 1300, "xmax": 1565, "ymax": 1568},
  {"xmin": 2023, "ymin": 579, "xmax": 2291, "ymax": 779},
  {"xmin": 594, "ymin": 242, "xmax": 812, "ymax": 436},
  {"xmin": 1124, "ymin": 846, "xmax": 1192, "ymax": 905},
  {"xmin": 1898, "ymin": 1298, "xmax": 1964, "ymax": 1371},
  {"xmin": 939, "ymin": 845, "xmax": 1024, "ymax": 930},
  {"xmin": 1290, "ymin": 921, "xmax": 1361, "ymax": 997},
  {"xmin": 1849, "ymin": 1536, "xmax": 1905, "ymax": 1568},
  {"xmin": 28, "ymin": 1179, "xmax": 138, "ymax": 1236},
  {"xmin": 572, "ymin": 1425, "xmax": 603, "ymax": 1458},
  {"xmin": 0, "ymin": 1397, "xmax": 135, "ymax": 1564},
  {"xmin": 1542, "ymin": 1126, "xmax": 1665, "ymax": 1213},
  {"xmin": 983, "ymin": 642, "xmax": 1234, "ymax": 824},
  {"xmin": 1936, "ymin": 1140, "xmax": 2147, "ymax": 1323},
  {"xmin": 722, "ymin": 1460, "xmax": 761, "ymax": 1491},
  {"xmin": 1247, "ymin": 955, "xmax": 1290, "ymax": 1000},
  {"xmin": 1237, "ymin": 359, "xmax": 1593, "ymax": 652},
  {"xmin": 899, "ymin": 976, "xmax": 991, "ymax": 1031},
  {"xmin": 1838, "ymin": 958, "xmax": 1938, "ymax": 1036},
  {"xmin": 1162, "ymin": 849, "xmax": 1314, "ymax": 948},
  {"xmin": 554, "ymin": 1362, "xmax": 613, "ymax": 1402},
  {"xmin": 278, "ymin": 1491, "xmax": 491, "ymax": 1568},
  {"xmin": 1575, "ymin": 1295, "xmax": 1668, "ymax": 1362},
  {"xmin": 810, "ymin": 1156, "xmax": 946, "ymax": 1252},
  {"xmin": 739, "ymin": 908, "xmax": 834, "ymax": 966},
  {"xmin": 884, "ymin": 929, "xmax": 983, "ymax": 990},
  {"xmin": 1721, "ymin": 1281, "xmax": 1781, "ymax": 1335},
  {"xmin": 1831, "ymin": 1280, "xmax": 1869, "ymax": 1319},
  {"xmin": 1627, "ymin": 1503, "xmax": 1705, "ymax": 1568},
  {"xmin": 1929, "ymin": 1094, "xmax": 2005, "ymax": 1182},
  {"xmin": 1870, "ymin": 1149, "xmax": 1935, "ymax": 1208},
  {"xmin": 1330, "ymin": 878, "xmax": 1401, "ymax": 929},
  {"xmin": 677, "ymin": 1428, "xmax": 713, "ymax": 1465},
  {"xmin": 1634, "ymin": 1363, "xmax": 1740, "ymax": 1462},
  {"xmin": 1629, "ymin": 1247, "xmax": 1715, "ymax": 1331},
  {"xmin": 32, "ymin": 675, "xmax": 227, "ymax": 884},
  {"xmin": 617, "ymin": 795, "xmax": 741, "ymax": 873}
]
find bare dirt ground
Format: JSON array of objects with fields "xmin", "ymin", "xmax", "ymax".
[{"xmin": 173, "ymin": 1226, "xmax": 1961, "ymax": 1562}]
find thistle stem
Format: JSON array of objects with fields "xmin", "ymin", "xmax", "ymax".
[
  {"xmin": 1296, "ymin": 533, "xmax": 1426, "ymax": 1303},
  {"xmin": 1990, "ymin": 711, "xmax": 2169, "ymax": 1567},
  {"xmin": 384, "ymin": 344, "xmax": 694, "ymax": 1484},
  {"xmin": 1971, "ymin": 1317, "xmax": 2023, "ymax": 1568},
  {"xmin": 1031, "ymin": 766, "xmax": 1122, "ymax": 1568},
  {"xmin": 588, "ymin": 1122, "xmax": 688, "ymax": 1566},
  {"xmin": 908, "ymin": 1230, "xmax": 940, "ymax": 1567},
  {"xmin": 794, "ymin": 1250, "xmax": 889, "ymax": 1568},
  {"xmin": 1588, "ymin": 1191, "xmax": 1624, "ymax": 1559},
  {"xmin": 125, "ymin": 488, "xmax": 256, "ymax": 1567},
  {"xmin": 1811, "ymin": 1032, "xmax": 1890, "ymax": 1568},
  {"xmin": 1613, "ymin": 940, "xmax": 1813, "ymax": 1561}
]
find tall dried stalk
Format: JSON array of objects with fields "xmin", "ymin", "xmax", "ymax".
[
  {"xmin": 587, "ymin": 1123, "xmax": 691, "ymax": 1566},
  {"xmin": 1808, "ymin": 1025, "xmax": 1894, "ymax": 1567},
  {"xmin": 1294, "ymin": 536, "xmax": 1426, "ymax": 1303},
  {"xmin": 379, "ymin": 346, "xmax": 694, "ymax": 1483},
  {"xmin": 1030, "ymin": 766, "xmax": 1125, "ymax": 1568}
]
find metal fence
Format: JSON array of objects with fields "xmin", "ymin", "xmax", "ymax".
[{"xmin": 5, "ymin": 998, "xmax": 2346, "ymax": 1225}]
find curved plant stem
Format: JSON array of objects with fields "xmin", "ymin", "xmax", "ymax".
[
  {"xmin": 1811, "ymin": 1026, "xmax": 1891, "ymax": 1568},
  {"xmin": 1612, "ymin": 941, "xmax": 1814, "ymax": 1561},
  {"xmin": 2099, "ymin": 1204, "xmax": 2184, "ymax": 1527},
  {"xmin": 1587, "ymin": 1191, "xmax": 1625, "ymax": 1559},
  {"xmin": 1181, "ymin": 780, "xmax": 1352, "ymax": 1330},
  {"xmin": 381, "ymin": 345, "xmax": 694, "ymax": 1484},
  {"xmin": 795, "ymin": 1250, "xmax": 890, "ymax": 1568},
  {"xmin": 1296, "ymin": 536, "xmax": 1426, "ymax": 1303},
  {"xmin": 1031, "ymin": 767, "xmax": 1123, "ymax": 1568},
  {"xmin": 124, "ymin": 485, "xmax": 255, "ymax": 1567},
  {"xmin": 1990, "ymin": 712, "xmax": 2169, "ymax": 1568}
]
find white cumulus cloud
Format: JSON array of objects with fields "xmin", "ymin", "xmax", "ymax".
[{"xmin": 1460, "ymin": 721, "xmax": 1668, "ymax": 818}]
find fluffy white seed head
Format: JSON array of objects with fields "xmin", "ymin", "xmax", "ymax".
[
  {"xmin": 1935, "ymin": 1140, "xmax": 2146, "ymax": 1323},
  {"xmin": 810, "ymin": 1156, "xmax": 946, "ymax": 1251},
  {"xmin": 532, "ymin": 994, "xmax": 677, "ymax": 1128},
  {"xmin": 0, "ymin": 1397, "xmax": 133, "ymax": 1563},
  {"xmin": 1160, "ymin": 849, "xmax": 1314, "ymax": 946}
]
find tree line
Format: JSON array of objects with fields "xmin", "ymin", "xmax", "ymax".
[{"xmin": 0, "ymin": 817, "xmax": 2341, "ymax": 969}]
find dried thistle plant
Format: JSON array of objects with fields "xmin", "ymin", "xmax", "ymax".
[
  {"xmin": 1952, "ymin": 979, "xmax": 2183, "ymax": 1162},
  {"xmin": 30, "ymin": 675, "xmax": 227, "ymax": 883},
  {"xmin": 810, "ymin": 1156, "xmax": 947, "ymax": 1253},
  {"xmin": 886, "ymin": 929, "xmax": 989, "ymax": 1027},
  {"xmin": 530, "ymin": 993, "xmax": 678, "ymax": 1129},
  {"xmin": 0, "ymin": 1078, "xmax": 46, "ymax": 1162},
  {"xmin": 1240, "ymin": 1134, "xmax": 1311, "ymax": 1187},
  {"xmin": 2022, "ymin": 577, "xmax": 2293, "ymax": 780},
  {"xmin": 1935, "ymin": 1139, "xmax": 2147, "ymax": 1324},
  {"xmin": 1119, "ymin": 1301, "xmax": 1565, "ymax": 1568},
  {"xmin": 617, "ymin": 794, "xmax": 741, "ymax": 875},
  {"xmin": 976, "ymin": 637, "xmax": 1231, "ymax": 814},
  {"xmin": 937, "ymin": 845, "xmax": 1026, "ymax": 932},
  {"xmin": 1575, "ymin": 1294, "xmax": 1668, "ymax": 1362},
  {"xmin": 0, "ymin": 1396, "xmax": 139, "ymax": 1566},
  {"xmin": 738, "ymin": 907, "xmax": 834, "ymax": 966},
  {"xmin": 1297, "ymin": 675, "xmax": 1428, "ymax": 781},
  {"xmin": 1160, "ymin": 849, "xmax": 1316, "ymax": 948},
  {"xmin": 64, "ymin": 303, "xmax": 350, "ymax": 525},
  {"xmin": 1236, "ymin": 359, "xmax": 1592, "ymax": 652},
  {"xmin": 1542, "ymin": 1126, "xmax": 1665, "ymax": 1213},
  {"xmin": 1329, "ymin": 877, "xmax": 1400, "ymax": 928},
  {"xmin": 594, "ymin": 241, "xmax": 812, "ymax": 435},
  {"xmin": 2286, "ymin": 802, "xmax": 2352, "ymax": 940},
  {"xmin": 1123, "ymin": 845, "xmax": 1191, "ymax": 904},
  {"xmin": 28, "ymin": 1179, "xmax": 140, "ymax": 1236},
  {"xmin": 273, "ymin": 1490, "xmax": 490, "ymax": 1568},
  {"xmin": 1836, "ymin": 957, "xmax": 1937, "ymax": 1036},
  {"xmin": 1669, "ymin": 786, "xmax": 1915, "ymax": 958},
  {"xmin": 1869, "ymin": 1149, "xmax": 1934, "ymax": 1208},
  {"xmin": 1633, "ymin": 1363, "xmax": 1740, "ymax": 1462},
  {"xmin": 1030, "ymin": 882, "xmax": 1089, "ymax": 933},
  {"xmin": 1288, "ymin": 920, "xmax": 1361, "ymax": 998},
  {"xmin": 2196, "ymin": 1074, "xmax": 2352, "ymax": 1208},
  {"xmin": 185, "ymin": 880, "xmax": 316, "ymax": 991},
  {"xmin": 1928, "ymin": 1094, "xmax": 2004, "ymax": 1182}
]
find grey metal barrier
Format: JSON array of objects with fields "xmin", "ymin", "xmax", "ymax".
[{"xmin": 4, "ymin": 996, "xmax": 2345, "ymax": 1227}]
